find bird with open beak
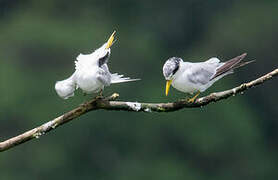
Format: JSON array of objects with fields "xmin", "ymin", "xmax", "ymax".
[
  {"xmin": 55, "ymin": 31, "xmax": 140, "ymax": 99},
  {"xmin": 163, "ymin": 53, "xmax": 254, "ymax": 102}
]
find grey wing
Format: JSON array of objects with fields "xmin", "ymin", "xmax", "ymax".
[
  {"xmin": 97, "ymin": 64, "xmax": 112, "ymax": 86},
  {"xmin": 187, "ymin": 63, "xmax": 217, "ymax": 85}
]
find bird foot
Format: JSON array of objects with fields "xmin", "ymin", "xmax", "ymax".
[
  {"xmin": 187, "ymin": 91, "xmax": 200, "ymax": 103},
  {"xmin": 95, "ymin": 95, "xmax": 103, "ymax": 100},
  {"xmin": 95, "ymin": 90, "xmax": 104, "ymax": 99},
  {"xmin": 187, "ymin": 97, "xmax": 197, "ymax": 103}
]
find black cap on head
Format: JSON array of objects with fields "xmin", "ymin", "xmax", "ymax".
[{"xmin": 163, "ymin": 57, "xmax": 182, "ymax": 79}]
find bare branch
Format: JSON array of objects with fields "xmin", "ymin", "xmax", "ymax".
[{"xmin": 1, "ymin": 68, "xmax": 277, "ymax": 152}]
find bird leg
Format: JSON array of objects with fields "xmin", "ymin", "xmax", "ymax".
[
  {"xmin": 187, "ymin": 91, "xmax": 200, "ymax": 103},
  {"xmin": 95, "ymin": 89, "xmax": 104, "ymax": 99},
  {"xmin": 99, "ymin": 89, "xmax": 103, "ymax": 97}
]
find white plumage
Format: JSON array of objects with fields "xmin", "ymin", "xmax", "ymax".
[
  {"xmin": 163, "ymin": 53, "xmax": 253, "ymax": 101},
  {"xmin": 55, "ymin": 73, "xmax": 76, "ymax": 99},
  {"xmin": 55, "ymin": 32, "xmax": 139, "ymax": 99},
  {"xmin": 170, "ymin": 58, "xmax": 225, "ymax": 94}
]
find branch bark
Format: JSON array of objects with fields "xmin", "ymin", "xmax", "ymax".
[{"xmin": 1, "ymin": 68, "xmax": 278, "ymax": 152}]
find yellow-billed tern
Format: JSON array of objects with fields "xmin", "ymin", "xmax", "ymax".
[
  {"xmin": 55, "ymin": 31, "xmax": 140, "ymax": 99},
  {"xmin": 163, "ymin": 53, "xmax": 253, "ymax": 102}
]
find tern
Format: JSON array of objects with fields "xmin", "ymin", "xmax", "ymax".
[
  {"xmin": 163, "ymin": 53, "xmax": 253, "ymax": 102},
  {"xmin": 55, "ymin": 31, "xmax": 140, "ymax": 99}
]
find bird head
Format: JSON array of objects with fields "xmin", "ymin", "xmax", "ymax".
[{"xmin": 163, "ymin": 57, "xmax": 182, "ymax": 96}]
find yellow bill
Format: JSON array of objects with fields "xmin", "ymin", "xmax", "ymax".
[
  {"xmin": 165, "ymin": 80, "xmax": 172, "ymax": 96},
  {"xmin": 106, "ymin": 30, "xmax": 116, "ymax": 49}
]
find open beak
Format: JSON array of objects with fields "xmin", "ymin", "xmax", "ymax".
[
  {"xmin": 106, "ymin": 30, "xmax": 116, "ymax": 49},
  {"xmin": 165, "ymin": 80, "xmax": 172, "ymax": 96}
]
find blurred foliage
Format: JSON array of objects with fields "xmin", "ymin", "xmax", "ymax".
[{"xmin": 0, "ymin": 0, "xmax": 278, "ymax": 179}]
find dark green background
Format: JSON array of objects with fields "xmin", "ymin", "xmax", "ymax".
[{"xmin": 1, "ymin": 0, "xmax": 278, "ymax": 179}]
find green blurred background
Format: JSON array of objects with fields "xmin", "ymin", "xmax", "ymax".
[{"xmin": 1, "ymin": 0, "xmax": 278, "ymax": 179}]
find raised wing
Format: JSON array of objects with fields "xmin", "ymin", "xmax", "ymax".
[
  {"xmin": 97, "ymin": 64, "xmax": 112, "ymax": 86},
  {"xmin": 111, "ymin": 73, "xmax": 140, "ymax": 84},
  {"xmin": 75, "ymin": 53, "xmax": 93, "ymax": 71}
]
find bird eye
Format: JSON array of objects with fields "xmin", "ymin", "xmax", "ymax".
[{"xmin": 172, "ymin": 65, "xmax": 179, "ymax": 75}]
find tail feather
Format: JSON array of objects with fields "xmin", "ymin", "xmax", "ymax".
[
  {"xmin": 233, "ymin": 60, "xmax": 255, "ymax": 69},
  {"xmin": 211, "ymin": 53, "xmax": 252, "ymax": 80},
  {"xmin": 111, "ymin": 73, "xmax": 140, "ymax": 84},
  {"xmin": 55, "ymin": 74, "xmax": 76, "ymax": 99}
]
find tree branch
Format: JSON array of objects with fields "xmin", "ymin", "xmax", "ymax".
[{"xmin": 1, "ymin": 68, "xmax": 278, "ymax": 152}]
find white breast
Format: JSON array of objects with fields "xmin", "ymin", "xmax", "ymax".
[
  {"xmin": 171, "ymin": 62, "xmax": 204, "ymax": 94},
  {"xmin": 172, "ymin": 71, "xmax": 199, "ymax": 94},
  {"xmin": 75, "ymin": 66, "xmax": 103, "ymax": 94},
  {"xmin": 171, "ymin": 61, "xmax": 221, "ymax": 94}
]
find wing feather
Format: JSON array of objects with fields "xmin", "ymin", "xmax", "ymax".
[
  {"xmin": 97, "ymin": 64, "xmax": 112, "ymax": 86},
  {"xmin": 111, "ymin": 73, "xmax": 140, "ymax": 84},
  {"xmin": 210, "ymin": 53, "xmax": 247, "ymax": 80},
  {"xmin": 75, "ymin": 53, "xmax": 93, "ymax": 71},
  {"xmin": 187, "ymin": 62, "xmax": 220, "ymax": 85}
]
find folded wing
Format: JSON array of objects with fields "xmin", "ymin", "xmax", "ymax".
[{"xmin": 210, "ymin": 53, "xmax": 250, "ymax": 80}]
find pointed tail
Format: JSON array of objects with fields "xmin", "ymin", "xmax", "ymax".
[
  {"xmin": 55, "ymin": 73, "xmax": 76, "ymax": 99},
  {"xmin": 211, "ymin": 53, "xmax": 254, "ymax": 80},
  {"xmin": 111, "ymin": 73, "xmax": 140, "ymax": 84},
  {"xmin": 233, "ymin": 59, "xmax": 255, "ymax": 69}
]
